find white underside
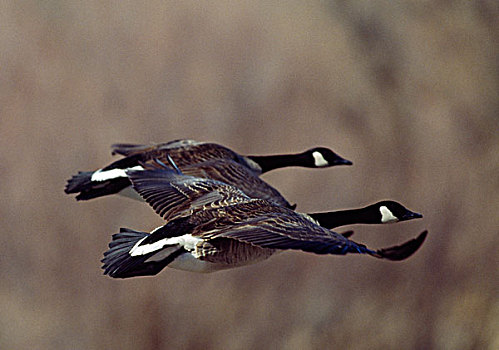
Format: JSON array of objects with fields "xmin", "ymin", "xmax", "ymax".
[
  {"xmin": 138, "ymin": 233, "xmax": 225, "ymax": 272},
  {"xmin": 168, "ymin": 253, "xmax": 231, "ymax": 273},
  {"xmin": 144, "ymin": 246, "xmax": 181, "ymax": 262},
  {"xmin": 131, "ymin": 231, "xmax": 275, "ymax": 273},
  {"xmin": 90, "ymin": 165, "xmax": 144, "ymax": 181},
  {"xmin": 142, "ymin": 240, "xmax": 236, "ymax": 273},
  {"xmin": 167, "ymin": 249, "xmax": 276, "ymax": 273}
]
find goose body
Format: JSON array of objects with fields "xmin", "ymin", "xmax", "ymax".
[
  {"xmin": 65, "ymin": 139, "xmax": 351, "ymax": 204},
  {"xmin": 102, "ymin": 166, "xmax": 427, "ymax": 278}
]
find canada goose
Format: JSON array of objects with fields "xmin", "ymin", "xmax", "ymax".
[
  {"xmin": 64, "ymin": 139, "xmax": 351, "ymax": 201},
  {"xmin": 110, "ymin": 140, "xmax": 353, "ymax": 173},
  {"xmin": 309, "ymin": 201, "xmax": 422, "ymax": 229},
  {"xmin": 101, "ymin": 166, "xmax": 427, "ymax": 278}
]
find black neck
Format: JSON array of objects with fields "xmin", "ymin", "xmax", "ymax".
[
  {"xmin": 247, "ymin": 152, "xmax": 308, "ymax": 173},
  {"xmin": 308, "ymin": 207, "xmax": 377, "ymax": 229}
]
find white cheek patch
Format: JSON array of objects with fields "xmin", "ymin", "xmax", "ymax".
[
  {"xmin": 380, "ymin": 206, "xmax": 399, "ymax": 223},
  {"xmin": 312, "ymin": 151, "xmax": 329, "ymax": 167},
  {"xmin": 91, "ymin": 165, "xmax": 144, "ymax": 181}
]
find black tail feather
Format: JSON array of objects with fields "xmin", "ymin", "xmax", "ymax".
[
  {"xmin": 64, "ymin": 172, "xmax": 131, "ymax": 201},
  {"xmin": 102, "ymin": 228, "xmax": 147, "ymax": 278},
  {"xmin": 64, "ymin": 171, "xmax": 94, "ymax": 194},
  {"xmin": 102, "ymin": 228, "xmax": 184, "ymax": 278}
]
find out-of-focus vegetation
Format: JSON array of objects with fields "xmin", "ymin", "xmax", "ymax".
[{"xmin": 1, "ymin": 1, "xmax": 497, "ymax": 349}]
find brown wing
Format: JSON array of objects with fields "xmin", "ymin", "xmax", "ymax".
[
  {"xmin": 111, "ymin": 139, "xmax": 201, "ymax": 156},
  {"xmin": 191, "ymin": 206, "xmax": 427, "ymax": 260},
  {"xmin": 190, "ymin": 206, "xmax": 360, "ymax": 255},
  {"xmin": 112, "ymin": 140, "xmax": 243, "ymax": 167},
  {"xmin": 175, "ymin": 159, "xmax": 293, "ymax": 208},
  {"xmin": 127, "ymin": 166, "xmax": 253, "ymax": 221}
]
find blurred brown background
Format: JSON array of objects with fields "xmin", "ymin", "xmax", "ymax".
[{"xmin": 1, "ymin": 1, "xmax": 497, "ymax": 349}]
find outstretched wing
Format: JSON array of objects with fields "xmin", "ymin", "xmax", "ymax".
[
  {"xmin": 198, "ymin": 211, "xmax": 427, "ymax": 260},
  {"xmin": 196, "ymin": 210, "xmax": 366, "ymax": 255},
  {"xmin": 374, "ymin": 230, "xmax": 428, "ymax": 261},
  {"xmin": 127, "ymin": 166, "xmax": 253, "ymax": 221},
  {"xmin": 111, "ymin": 139, "xmax": 201, "ymax": 156},
  {"xmin": 173, "ymin": 159, "xmax": 294, "ymax": 208}
]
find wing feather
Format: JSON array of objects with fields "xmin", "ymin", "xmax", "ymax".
[
  {"xmin": 127, "ymin": 167, "xmax": 252, "ymax": 221},
  {"xmin": 196, "ymin": 212, "xmax": 370, "ymax": 256},
  {"xmin": 178, "ymin": 159, "xmax": 293, "ymax": 208}
]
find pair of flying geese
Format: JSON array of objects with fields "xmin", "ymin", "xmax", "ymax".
[{"xmin": 65, "ymin": 139, "xmax": 427, "ymax": 278}]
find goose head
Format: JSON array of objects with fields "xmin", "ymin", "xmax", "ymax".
[
  {"xmin": 305, "ymin": 147, "xmax": 353, "ymax": 167},
  {"xmin": 369, "ymin": 201, "xmax": 423, "ymax": 224}
]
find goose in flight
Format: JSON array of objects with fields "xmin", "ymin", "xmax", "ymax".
[
  {"xmin": 65, "ymin": 139, "xmax": 352, "ymax": 204},
  {"xmin": 101, "ymin": 166, "xmax": 427, "ymax": 278}
]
